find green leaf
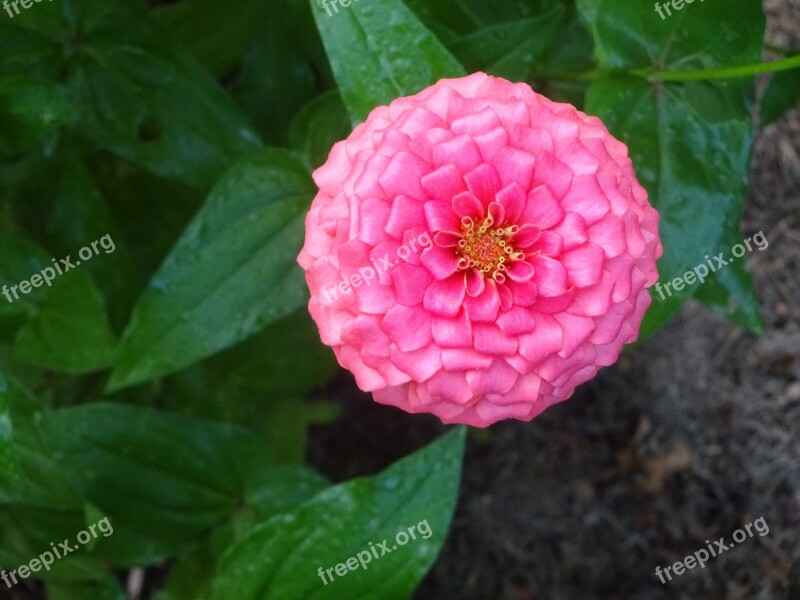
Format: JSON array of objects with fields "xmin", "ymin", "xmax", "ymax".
[
  {"xmin": 61, "ymin": 0, "xmax": 261, "ymax": 189},
  {"xmin": 109, "ymin": 149, "xmax": 314, "ymax": 391},
  {"xmin": 232, "ymin": 0, "xmax": 328, "ymax": 145},
  {"xmin": 0, "ymin": 231, "xmax": 44, "ymax": 340},
  {"xmin": 154, "ymin": 0, "xmax": 270, "ymax": 77},
  {"xmin": 47, "ymin": 572, "xmax": 127, "ymax": 600},
  {"xmin": 35, "ymin": 403, "xmax": 287, "ymax": 559},
  {"xmin": 288, "ymin": 92, "xmax": 351, "ymax": 169},
  {"xmin": 206, "ymin": 310, "xmax": 340, "ymax": 463},
  {"xmin": 584, "ymin": 0, "xmax": 765, "ymax": 335},
  {"xmin": 761, "ymin": 68, "xmax": 800, "ymax": 125},
  {"xmin": 0, "ymin": 372, "xmax": 21, "ymax": 490},
  {"xmin": 211, "ymin": 427, "xmax": 466, "ymax": 600},
  {"xmin": 0, "ymin": 228, "xmax": 118, "ymax": 360},
  {"xmin": 310, "ymin": 0, "xmax": 465, "ymax": 123},
  {"xmin": 586, "ymin": 0, "xmax": 763, "ymax": 72},
  {"xmin": 14, "ymin": 270, "xmax": 117, "ymax": 374},
  {"xmin": 448, "ymin": 7, "xmax": 564, "ymax": 81},
  {"xmin": 43, "ymin": 150, "xmax": 139, "ymax": 332},
  {"xmin": 0, "ymin": 21, "xmax": 66, "ymax": 157}
]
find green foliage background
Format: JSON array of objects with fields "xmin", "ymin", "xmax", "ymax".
[{"xmin": 0, "ymin": 0, "xmax": 797, "ymax": 597}]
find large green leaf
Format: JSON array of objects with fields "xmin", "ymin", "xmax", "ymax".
[
  {"xmin": 6, "ymin": 0, "xmax": 262, "ymax": 189},
  {"xmin": 108, "ymin": 149, "xmax": 314, "ymax": 391},
  {"xmin": 0, "ymin": 20, "xmax": 66, "ymax": 157},
  {"xmin": 232, "ymin": 0, "xmax": 328, "ymax": 145},
  {"xmin": 584, "ymin": 0, "xmax": 765, "ymax": 335},
  {"xmin": 36, "ymin": 403, "xmax": 325, "ymax": 561},
  {"xmin": 211, "ymin": 427, "xmax": 465, "ymax": 600},
  {"xmin": 0, "ymin": 229, "xmax": 118, "ymax": 368},
  {"xmin": 14, "ymin": 271, "xmax": 117, "ymax": 374},
  {"xmin": 154, "ymin": 0, "xmax": 270, "ymax": 77},
  {"xmin": 287, "ymin": 91, "xmax": 351, "ymax": 169},
  {"xmin": 206, "ymin": 310, "xmax": 340, "ymax": 463},
  {"xmin": 0, "ymin": 231, "xmax": 46, "ymax": 339},
  {"xmin": 43, "ymin": 150, "xmax": 139, "ymax": 332},
  {"xmin": 448, "ymin": 6, "xmax": 564, "ymax": 81},
  {"xmin": 310, "ymin": 0, "xmax": 465, "ymax": 123}
]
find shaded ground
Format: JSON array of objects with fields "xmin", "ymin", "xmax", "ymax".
[{"xmin": 309, "ymin": 3, "xmax": 800, "ymax": 598}]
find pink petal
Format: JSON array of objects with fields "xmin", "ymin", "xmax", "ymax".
[
  {"xmin": 553, "ymin": 312, "xmax": 595, "ymax": 357},
  {"xmin": 450, "ymin": 105, "xmax": 502, "ymax": 136},
  {"xmin": 552, "ymin": 212, "xmax": 588, "ymax": 251},
  {"xmin": 561, "ymin": 244, "xmax": 605, "ymax": 287},
  {"xmin": 378, "ymin": 151, "xmax": 430, "ymax": 199},
  {"xmin": 353, "ymin": 154, "xmax": 391, "ymax": 198},
  {"xmin": 423, "ymin": 275, "xmax": 466, "ymax": 317},
  {"xmin": 358, "ymin": 197, "xmax": 391, "ymax": 245},
  {"xmin": 431, "ymin": 310, "xmax": 473, "ymax": 348},
  {"xmin": 389, "ymin": 344, "xmax": 443, "ymax": 381},
  {"xmin": 474, "ymin": 127, "xmax": 509, "ymax": 162},
  {"xmin": 420, "ymin": 164, "xmax": 466, "ymax": 201},
  {"xmin": 473, "ymin": 324, "xmax": 517, "ymax": 355},
  {"xmin": 495, "ymin": 183, "xmax": 526, "ymax": 223},
  {"xmin": 487, "ymin": 202, "xmax": 505, "ymax": 226},
  {"xmin": 532, "ymin": 289, "xmax": 575, "ymax": 313},
  {"xmin": 511, "ymin": 223, "xmax": 541, "ymax": 248},
  {"xmin": 492, "ymin": 146, "xmax": 536, "ymax": 190},
  {"xmin": 532, "ymin": 255, "xmax": 568, "ymax": 297},
  {"xmin": 391, "ymin": 263, "xmax": 433, "ymax": 306},
  {"xmin": 424, "ymin": 200, "xmax": 460, "ymax": 232},
  {"xmin": 452, "ymin": 191, "xmax": 484, "ymax": 220},
  {"xmin": 420, "ymin": 245, "xmax": 461, "ymax": 280},
  {"xmin": 534, "ymin": 231, "xmax": 563, "ymax": 256},
  {"xmin": 465, "ymin": 268, "xmax": 485, "ymax": 297},
  {"xmin": 560, "ymin": 174, "xmax": 610, "ymax": 225},
  {"xmin": 518, "ymin": 314, "xmax": 563, "ymax": 366},
  {"xmin": 381, "ymin": 305, "xmax": 432, "ymax": 351},
  {"xmin": 496, "ymin": 306, "xmax": 536, "ymax": 335},
  {"xmin": 523, "ymin": 185, "xmax": 564, "ymax": 229},
  {"xmin": 532, "ymin": 153, "xmax": 572, "ymax": 198},
  {"xmin": 508, "ymin": 279, "xmax": 538, "ymax": 307},
  {"xmin": 441, "ymin": 348, "xmax": 493, "ymax": 370},
  {"xmin": 567, "ymin": 279, "xmax": 614, "ymax": 317},
  {"xmin": 464, "ymin": 282, "xmax": 500, "ymax": 321},
  {"xmin": 464, "ymin": 163, "xmax": 501, "ymax": 204},
  {"xmin": 511, "ymin": 127, "xmax": 554, "ymax": 155},
  {"xmin": 432, "ymin": 135, "xmax": 483, "ymax": 173},
  {"xmin": 426, "ymin": 371, "xmax": 474, "ymax": 405},
  {"xmin": 505, "ymin": 260, "xmax": 535, "ymax": 283},
  {"xmin": 384, "ymin": 195, "xmax": 426, "ymax": 239},
  {"xmin": 434, "ymin": 230, "xmax": 462, "ymax": 247},
  {"xmin": 466, "ymin": 359, "xmax": 519, "ymax": 395}
]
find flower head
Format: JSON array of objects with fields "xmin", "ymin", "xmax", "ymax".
[{"xmin": 298, "ymin": 73, "xmax": 662, "ymax": 427}]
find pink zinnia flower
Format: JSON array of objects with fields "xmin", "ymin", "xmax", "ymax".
[{"xmin": 298, "ymin": 72, "xmax": 662, "ymax": 427}]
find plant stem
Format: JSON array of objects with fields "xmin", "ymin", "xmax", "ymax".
[
  {"xmin": 537, "ymin": 55, "xmax": 800, "ymax": 84},
  {"xmin": 639, "ymin": 54, "xmax": 800, "ymax": 81}
]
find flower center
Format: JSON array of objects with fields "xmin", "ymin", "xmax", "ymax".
[{"xmin": 457, "ymin": 213, "xmax": 524, "ymax": 282}]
